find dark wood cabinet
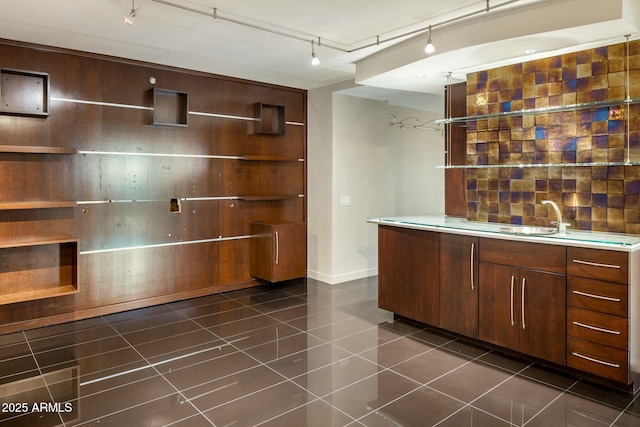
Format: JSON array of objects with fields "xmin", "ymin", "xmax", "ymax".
[
  {"xmin": 478, "ymin": 239, "xmax": 566, "ymax": 366},
  {"xmin": 250, "ymin": 222, "xmax": 306, "ymax": 282},
  {"xmin": 375, "ymin": 223, "xmax": 640, "ymax": 389},
  {"xmin": 439, "ymin": 233, "xmax": 478, "ymax": 338},
  {"xmin": 378, "ymin": 225, "xmax": 439, "ymax": 326},
  {"xmin": 566, "ymin": 247, "xmax": 631, "ymax": 384}
]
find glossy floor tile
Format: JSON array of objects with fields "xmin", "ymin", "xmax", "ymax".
[{"xmin": 0, "ymin": 276, "xmax": 639, "ymax": 426}]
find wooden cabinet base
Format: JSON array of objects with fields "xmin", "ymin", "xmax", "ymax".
[{"xmin": 250, "ymin": 222, "xmax": 306, "ymax": 282}]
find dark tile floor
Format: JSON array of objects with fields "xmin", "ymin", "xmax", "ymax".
[{"xmin": 1, "ymin": 277, "xmax": 639, "ymax": 426}]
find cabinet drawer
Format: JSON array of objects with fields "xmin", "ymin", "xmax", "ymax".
[
  {"xmin": 567, "ymin": 338, "xmax": 628, "ymax": 384},
  {"xmin": 567, "ymin": 248, "xmax": 628, "ymax": 284},
  {"xmin": 567, "ymin": 307, "xmax": 628, "ymax": 350},
  {"xmin": 567, "ymin": 277, "xmax": 627, "ymax": 317},
  {"xmin": 479, "ymin": 238, "xmax": 565, "ymax": 274}
]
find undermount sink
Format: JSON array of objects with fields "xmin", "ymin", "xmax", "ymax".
[{"xmin": 499, "ymin": 226, "xmax": 557, "ymax": 236}]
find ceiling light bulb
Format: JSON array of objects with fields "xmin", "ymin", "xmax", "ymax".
[
  {"xmin": 310, "ymin": 40, "xmax": 320, "ymax": 65},
  {"xmin": 424, "ymin": 25, "xmax": 435, "ymax": 54},
  {"xmin": 425, "ymin": 41, "xmax": 435, "ymax": 54},
  {"xmin": 123, "ymin": 1, "xmax": 137, "ymax": 25},
  {"xmin": 123, "ymin": 10, "xmax": 136, "ymax": 25}
]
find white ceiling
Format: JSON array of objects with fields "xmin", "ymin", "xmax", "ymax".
[{"xmin": 0, "ymin": 0, "xmax": 639, "ymax": 112}]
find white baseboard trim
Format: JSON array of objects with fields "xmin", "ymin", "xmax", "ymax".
[{"xmin": 307, "ymin": 267, "xmax": 378, "ymax": 285}]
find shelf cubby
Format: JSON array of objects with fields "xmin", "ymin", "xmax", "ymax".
[
  {"xmin": 252, "ymin": 102, "xmax": 285, "ymax": 135},
  {"xmin": 151, "ymin": 88, "xmax": 189, "ymax": 127},
  {"xmin": 0, "ymin": 68, "xmax": 50, "ymax": 117},
  {"xmin": 0, "ymin": 236, "xmax": 78, "ymax": 305}
]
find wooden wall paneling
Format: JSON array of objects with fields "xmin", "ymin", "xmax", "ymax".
[
  {"xmin": 0, "ymin": 209, "xmax": 75, "ymax": 241},
  {"xmin": 0, "ymin": 153, "xmax": 73, "ymax": 202},
  {"xmin": 172, "ymin": 242, "xmax": 221, "ymax": 291},
  {"xmin": 219, "ymin": 239, "xmax": 252, "ymax": 286},
  {"xmin": 235, "ymin": 161, "xmax": 304, "ymax": 198},
  {"xmin": 0, "ymin": 39, "xmax": 306, "ymax": 333}
]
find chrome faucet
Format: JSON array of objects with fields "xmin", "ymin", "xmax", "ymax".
[{"xmin": 542, "ymin": 200, "xmax": 566, "ymax": 234}]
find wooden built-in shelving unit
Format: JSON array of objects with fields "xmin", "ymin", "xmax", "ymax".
[{"xmin": 0, "ymin": 236, "xmax": 79, "ymax": 305}]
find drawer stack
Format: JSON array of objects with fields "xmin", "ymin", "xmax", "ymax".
[{"xmin": 566, "ymin": 247, "xmax": 629, "ymax": 383}]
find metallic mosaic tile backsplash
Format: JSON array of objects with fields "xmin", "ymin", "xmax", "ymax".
[{"xmin": 465, "ymin": 41, "xmax": 640, "ymax": 233}]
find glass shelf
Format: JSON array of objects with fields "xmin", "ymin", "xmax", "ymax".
[
  {"xmin": 435, "ymin": 97, "xmax": 640, "ymax": 125},
  {"xmin": 437, "ymin": 161, "xmax": 640, "ymax": 169}
]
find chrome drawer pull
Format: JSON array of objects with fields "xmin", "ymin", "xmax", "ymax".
[
  {"xmin": 510, "ymin": 275, "xmax": 515, "ymax": 327},
  {"xmin": 572, "ymin": 290, "xmax": 620, "ymax": 302},
  {"xmin": 572, "ymin": 321, "xmax": 621, "ymax": 335},
  {"xmin": 470, "ymin": 242, "xmax": 475, "ymax": 290},
  {"xmin": 572, "ymin": 259, "xmax": 621, "ymax": 269},
  {"xmin": 572, "ymin": 352, "xmax": 620, "ymax": 368}
]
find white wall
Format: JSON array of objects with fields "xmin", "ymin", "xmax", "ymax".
[{"xmin": 307, "ymin": 83, "xmax": 444, "ymax": 284}]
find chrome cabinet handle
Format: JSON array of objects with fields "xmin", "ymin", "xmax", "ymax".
[
  {"xmin": 275, "ymin": 231, "xmax": 279, "ymax": 265},
  {"xmin": 510, "ymin": 276, "xmax": 515, "ymax": 327},
  {"xmin": 573, "ymin": 259, "xmax": 621, "ymax": 269},
  {"xmin": 572, "ymin": 321, "xmax": 621, "ymax": 335},
  {"xmin": 521, "ymin": 277, "xmax": 526, "ymax": 330},
  {"xmin": 470, "ymin": 242, "xmax": 475, "ymax": 290},
  {"xmin": 572, "ymin": 290, "xmax": 620, "ymax": 302},
  {"xmin": 572, "ymin": 352, "xmax": 620, "ymax": 368}
]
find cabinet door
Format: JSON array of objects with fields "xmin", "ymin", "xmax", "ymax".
[
  {"xmin": 250, "ymin": 222, "xmax": 306, "ymax": 282},
  {"xmin": 519, "ymin": 269, "xmax": 566, "ymax": 365},
  {"xmin": 378, "ymin": 226, "xmax": 439, "ymax": 326},
  {"xmin": 439, "ymin": 233, "xmax": 478, "ymax": 338},
  {"xmin": 271, "ymin": 223, "xmax": 307, "ymax": 282},
  {"xmin": 479, "ymin": 262, "xmax": 519, "ymax": 351}
]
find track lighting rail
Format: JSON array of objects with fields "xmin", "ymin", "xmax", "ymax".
[{"xmin": 150, "ymin": 0, "xmax": 522, "ymax": 55}]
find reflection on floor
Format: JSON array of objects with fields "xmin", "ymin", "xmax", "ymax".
[{"xmin": 1, "ymin": 277, "xmax": 639, "ymax": 426}]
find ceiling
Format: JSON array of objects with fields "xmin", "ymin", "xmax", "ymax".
[{"xmin": 0, "ymin": 0, "xmax": 639, "ymax": 111}]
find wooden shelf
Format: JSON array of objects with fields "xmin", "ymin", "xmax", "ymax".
[
  {"xmin": 252, "ymin": 103, "xmax": 285, "ymax": 135},
  {"xmin": 0, "ymin": 285, "xmax": 78, "ymax": 305},
  {"xmin": 0, "ymin": 68, "xmax": 50, "ymax": 117},
  {"xmin": 239, "ymin": 195, "xmax": 300, "ymax": 201},
  {"xmin": 0, "ymin": 237, "xmax": 78, "ymax": 305},
  {"xmin": 240, "ymin": 155, "xmax": 300, "ymax": 162},
  {"xmin": 0, "ymin": 201, "xmax": 76, "ymax": 210},
  {"xmin": 0, "ymin": 235, "xmax": 77, "ymax": 249},
  {"xmin": 0, "ymin": 145, "xmax": 77, "ymax": 154},
  {"xmin": 152, "ymin": 88, "xmax": 189, "ymax": 127}
]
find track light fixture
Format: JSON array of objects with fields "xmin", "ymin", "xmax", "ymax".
[
  {"xmin": 123, "ymin": 0, "xmax": 138, "ymax": 25},
  {"xmin": 424, "ymin": 25, "xmax": 435, "ymax": 54},
  {"xmin": 311, "ymin": 40, "xmax": 320, "ymax": 66},
  {"xmin": 151, "ymin": 0, "xmax": 518, "ymax": 56}
]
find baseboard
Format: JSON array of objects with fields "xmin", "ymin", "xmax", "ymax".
[{"xmin": 307, "ymin": 267, "xmax": 377, "ymax": 285}]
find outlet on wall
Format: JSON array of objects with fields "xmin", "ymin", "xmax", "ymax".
[{"xmin": 340, "ymin": 196, "xmax": 351, "ymax": 207}]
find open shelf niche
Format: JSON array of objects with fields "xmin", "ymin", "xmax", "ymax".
[
  {"xmin": 252, "ymin": 102, "xmax": 285, "ymax": 135},
  {"xmin": 151, "ymin": 88, "xmax": 189, "ymax": 127},
  {"xmin": 0, "ymin": 68, "xmax": 50, "ymax": 117},
  {"xmin": 0, "ymin": 236, "xmax": 79, "ymax": 305}
]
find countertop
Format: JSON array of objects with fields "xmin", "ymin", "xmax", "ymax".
[{"xmin": 368, "ymin": 215, "xmax": 640, "ymax": 252}]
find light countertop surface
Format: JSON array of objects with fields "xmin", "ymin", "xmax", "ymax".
[{"xmin": 368, "ymin": 215, "xmax": 640, "ymax": 252}]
